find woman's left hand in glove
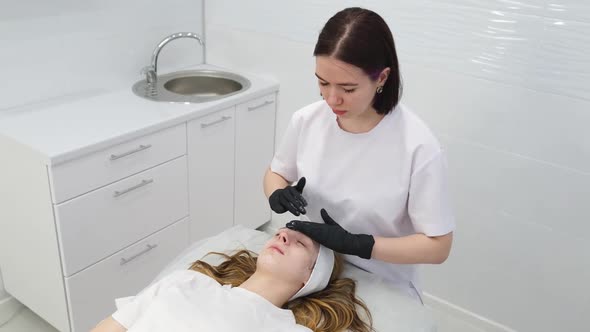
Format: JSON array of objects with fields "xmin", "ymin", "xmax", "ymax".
[{"xmin": 286, "ymin": 208, "xmax": 375, "ymax": 259}]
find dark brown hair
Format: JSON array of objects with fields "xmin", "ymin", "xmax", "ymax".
[
  {"xmin": 314, "ymin": 7, "xmax": 402, "ymax": 114},
  {"xmin": 190, "ymin": 249, "xmax": 374, "ymax": 332}
]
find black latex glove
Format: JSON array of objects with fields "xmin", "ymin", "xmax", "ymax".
[
  {"xmin": 268, "ymin": 177, "xmax": 308, "ymax": 216},
  {"xmin": 286, "ymin": 208, "xmax": 375, "ymax": 259}
]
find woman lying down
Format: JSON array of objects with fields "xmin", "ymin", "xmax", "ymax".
[{"xmin": 91, "ymin": 228, "xmax": 373, "ymax": 332}]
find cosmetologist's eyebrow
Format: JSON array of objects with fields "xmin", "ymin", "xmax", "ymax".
[{"xmin": 315, "ymin": 73, "xmax": 359, "ymax": 86}]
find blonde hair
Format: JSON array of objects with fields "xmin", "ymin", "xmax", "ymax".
[{"xmin": 189, "ymin": 249, "xmax": 374, "ymax": 332}]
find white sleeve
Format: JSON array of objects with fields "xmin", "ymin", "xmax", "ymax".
[
  {"xmin": 408, "ymin": 150, "xmax": 456, "ymax": 236},
  {"xmin": 110, "ymin": 270, "xmax": 191, "ymax": 329},
  {"xmin": 270, "ymin": 112, "xmax": 301, "ymax": 183}
]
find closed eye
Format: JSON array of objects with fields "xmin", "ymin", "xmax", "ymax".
[
  {"xmin": 297, "ymin": 240, "xmax": 306, "ymax": 247},
  {"xmin": 318, "ymin": 81, "xmax": 356, "ymax": 93}
]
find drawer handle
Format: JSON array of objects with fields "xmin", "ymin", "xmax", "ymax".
[
  {"xmin": 200, "ymin": 115, "xmax": 232, "ymax": 128},
  {"xmin": 113, "ymin": 179, "xmax": 154, "ymax": 197},
  {"xmin": 120, "ymin": 243, "xmax": 158, "ymax": 266},
  {"xmin": 247, "ymin": 100, "xmax": 274, "ymax": 111},
  {"xmin": 110, "ymin": 144, "xmax": 152, "ymax": 161}
]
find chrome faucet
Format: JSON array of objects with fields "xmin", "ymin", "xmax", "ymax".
[{"xmin": 142, "ymin": 32, "xmax": 204, "ymax": 84}]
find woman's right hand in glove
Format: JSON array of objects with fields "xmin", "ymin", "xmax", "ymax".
[{"xmin": 268, "ymin": 177, "xmax": 308, "ymax": 216}]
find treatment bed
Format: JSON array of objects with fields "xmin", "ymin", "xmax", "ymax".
[{"xmin": 152, "ymin": 225, "xmax": 437, "ymax": 332}]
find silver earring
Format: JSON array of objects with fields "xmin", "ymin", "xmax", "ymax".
[{"xmin": 376, "ymin": 86, "xmax": 383, "ymax": 94}]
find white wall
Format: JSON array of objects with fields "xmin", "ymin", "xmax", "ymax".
[
  {"xmin": 0, "ymin": 0, "xmax": 203, "ymax": 305},
  {"xmin": 205, "ymin": 1, "xmax": 590, "ymax": 331}
]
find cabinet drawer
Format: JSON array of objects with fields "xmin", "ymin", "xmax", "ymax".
[
  {"xmin": 65, "ymin": 218, "xmax": 189, "ymax": 332},
  {"xmin": 55, "ymin": 156, "xmax": 188, "ymax": 276},
  {"xmin": 50, "ymin": 123, "xmax": 186, "ymax": 203}
]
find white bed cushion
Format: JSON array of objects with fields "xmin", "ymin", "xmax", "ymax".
[{"xmin": 154, "ymin": 225, "xmax": 437, "ymax": 332}]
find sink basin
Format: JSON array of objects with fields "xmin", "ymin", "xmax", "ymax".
[{"xmin": 132, "ymin": 69, "xmax": 251, "ymax": 103}]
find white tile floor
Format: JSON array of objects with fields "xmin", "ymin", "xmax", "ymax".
[{"xmin": 0, "ymin": 305, "xmax": 59, "ymax": 332}]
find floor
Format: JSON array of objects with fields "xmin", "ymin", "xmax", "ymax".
[{"xmin": 0, "ymin": 305, "xmax": 59, "ymax": 332}]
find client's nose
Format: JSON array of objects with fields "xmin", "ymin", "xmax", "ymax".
[{"xmin": 278, "ymin": 230, "xmax": 290, "ymax": 245}]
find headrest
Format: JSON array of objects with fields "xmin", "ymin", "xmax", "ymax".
[{"xmin": 289, "ymin": 243, "xmax": 334, "ymax": 300}]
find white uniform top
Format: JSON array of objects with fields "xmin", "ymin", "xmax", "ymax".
[
  {"xmin": 270, "ymin": 100, "xmax": 456, "ymax": 298},
  {"xmin": 112, "ymin": 270, "xmax": 311, "ymax": 332}
]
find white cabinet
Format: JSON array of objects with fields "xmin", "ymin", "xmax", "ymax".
[
  {"xmin": 187, "ymin": 107, "xmax": 236, "ymax": 240},
  {"xmin": 235, "ymin": 95, "xmax": 275, "ymax": 229},
  {"xmin": 187, "ymin": 93, "xmax": 276, "ymax": 241},
  {"xmin": 0, "ymin": 123, "xmax": 190, "ymax": 332},
  {"xmin": 0, "ymin": 90, "xmax": 277, "ymax": 332}
]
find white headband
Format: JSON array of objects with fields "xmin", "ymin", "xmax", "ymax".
[{"xmin": 289, "ymin": 243, "xmax": 335, "ymax": 300}]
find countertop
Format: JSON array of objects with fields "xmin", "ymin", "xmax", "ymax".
[{"xmin": 0, "ymin": 63, "xmax": 279, "ymax": 166}]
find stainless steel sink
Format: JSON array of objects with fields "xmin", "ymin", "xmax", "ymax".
[{"xmin": 132, "ymin": 69, "xmax": 251, "ymax": 103}]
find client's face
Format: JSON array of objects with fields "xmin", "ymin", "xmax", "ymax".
[{"xmin": 258, "ymin": 228, "xmax": 320, "ymax": 285}]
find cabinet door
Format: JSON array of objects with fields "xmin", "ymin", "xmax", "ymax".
[
  {"xmin": 187, "ymin": 107, "xmax": 235, "ymax": 241},
  {"xmin": 234, "ymin": 94, "xmax": 276, "ymax": 229}
]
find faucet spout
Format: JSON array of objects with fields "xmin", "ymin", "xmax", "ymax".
[{"xmin": 144, "ymin": 32, "xmax": 204, "ymax": 83}]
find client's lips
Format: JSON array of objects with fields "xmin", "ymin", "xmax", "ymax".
[
  {"xmin": 332, "ymin": 109, "xmax": 347, "ymax": 116},
  {"xmin": 270, "ymin": 245, "xmax": 284, "ymax": 255}
]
